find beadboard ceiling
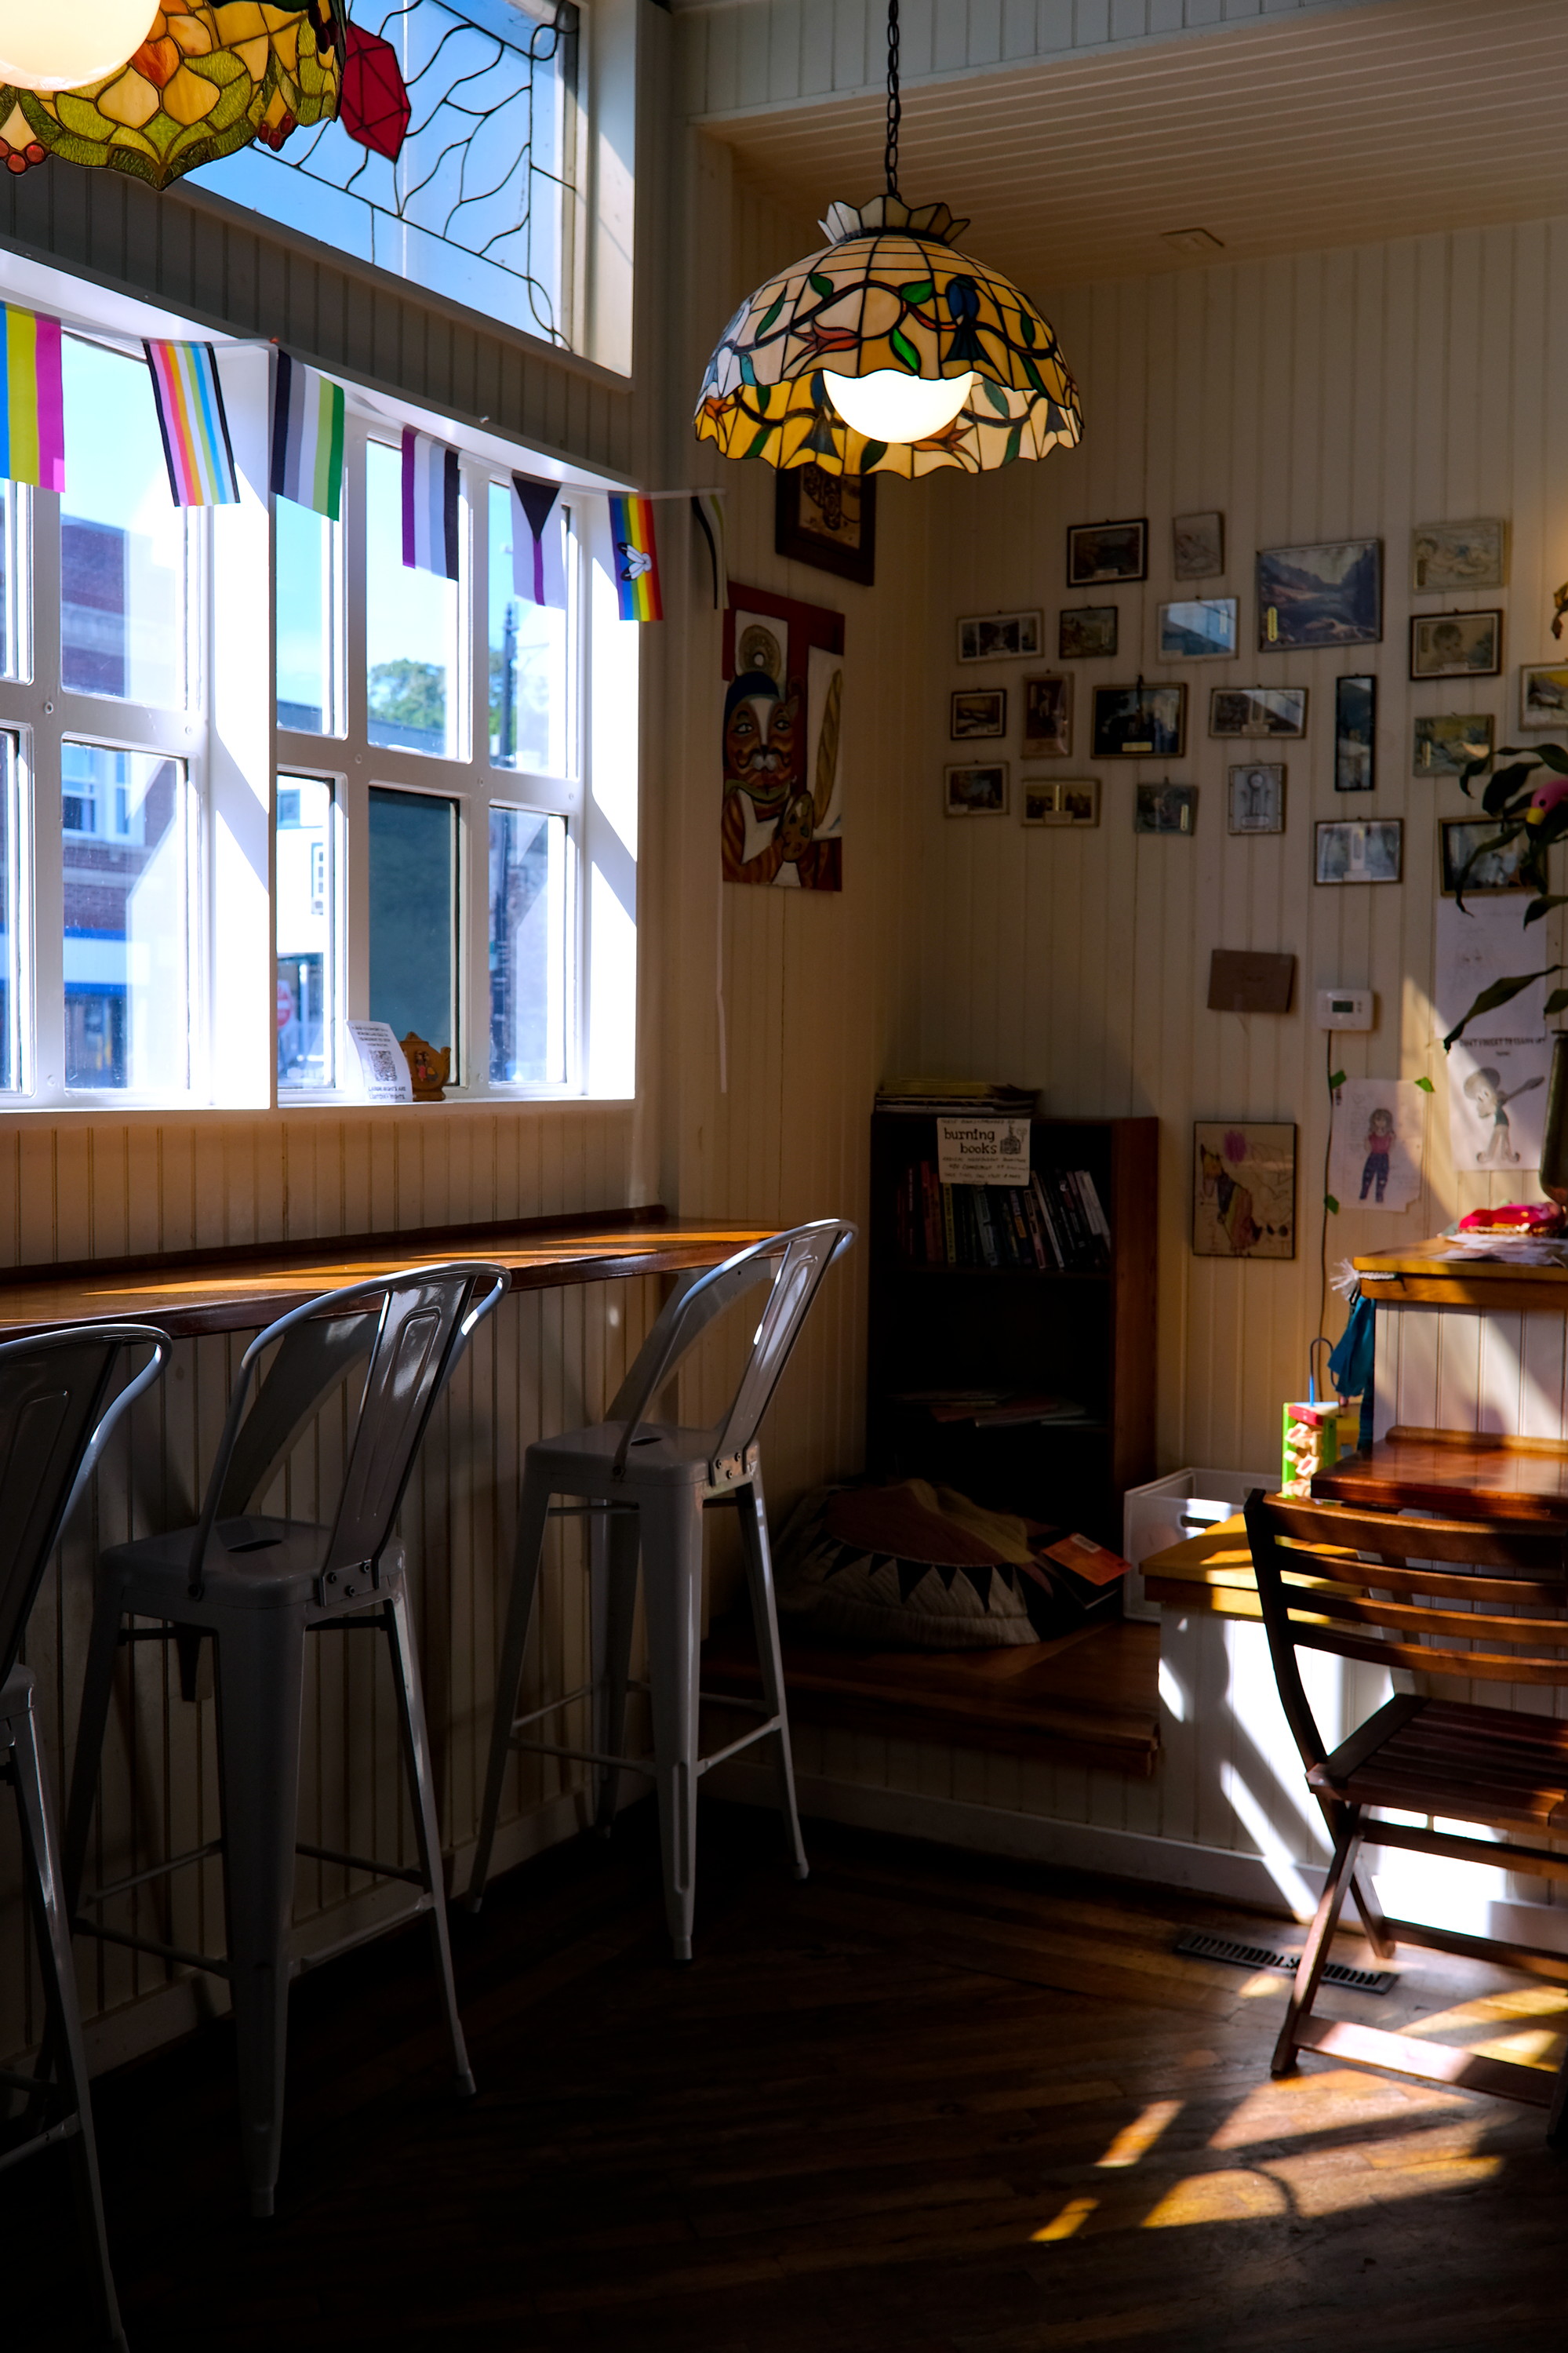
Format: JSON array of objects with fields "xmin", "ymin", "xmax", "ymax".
[{"xmin": 693, "ymin": 0, "xmax": 1568, "ymax": 288}]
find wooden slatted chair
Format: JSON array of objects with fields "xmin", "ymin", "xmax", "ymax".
[{"xmin": 1242, "ymin": 1487, "xmax": 1568, "ymax": 2137}]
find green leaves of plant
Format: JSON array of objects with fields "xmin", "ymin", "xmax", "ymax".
[
  {"xmin": 1328, "ymin": 1070, "xmax": 1347, "ymax": 1093},
  {"xmin": 1324, "ymin": 1194, "xmax": 1341, "ymax": 1215},
  {"xmin": 1547, "ymin": 990, "xmax": 1568, "ymax": 1017},
  {"xmin": 1415, "ymin": 1076, "xmax": 1435, "ymax": 1093},
  {"xmin": 1523, "ymin": 893, "xmax": 1568, "ymax": 927},
  {"xmin": 1442, "ymin": 965, "xmax": 1567, "ymax": 1050}
]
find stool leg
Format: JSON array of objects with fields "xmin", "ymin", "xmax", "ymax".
[
  {"xmin": 642, "ymin": 1486, "xmax": 704, "ymax": 1962},
  {"xmin": 381, "ymin": 1573, "xmax": 475, "ymax": 2097},
  {"xmin": 592, "ymin": 1508, "xmax": 640, "ymax": 1835},
  {"xmin": 736, "ymin": 1471, "xmax": 808, "ymax": 1882},
  {"xmin": 212, "ymin": 1607, "xmax": 306, "ymax": 2219},
  {"xmin": 10, "ymin": 1691, "xmax": 127, "ymax": 2351},
  {"xmin": 62, "ymin": 1566, "xmax": 130, "ymax": 1919},
  {"xmin": 467, "ymin": 1460, "xmax": 553, "ymax": 1910}
]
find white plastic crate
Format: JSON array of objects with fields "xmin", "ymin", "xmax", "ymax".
[{"xmin": 1122, "ymin": 1466, "xmax": 1274, "ymax": 1623}]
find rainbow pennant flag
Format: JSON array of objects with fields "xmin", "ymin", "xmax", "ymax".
[
  {"xmin": 608, "ymin": 493, "xmax": 662, "ymax": 622},
  {"xmin": 144, "ymin": 340, "xmax": 239, "ymax": 507},
  {"xmin": 0, "ymin": 306, "xmax": 64, "ymax": 493}
]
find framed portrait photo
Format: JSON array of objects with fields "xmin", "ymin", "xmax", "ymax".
[
  {"xmin": 1091, "ymin": 683, "xmax": 1186, "ymax": 758},
  {"xmin": 1334, "ymin": 675, "xmax": 1376, "ymax": 791},
  {"xmin": 1209, "ymin": 686, "xmax": 1308, "ymax": 740},
  {"xmin": 773, "ymin": 465, "xmax": 876, "ymax": 586},
  {"xmin": 1413, "ymin": 713, "xmax": 1493, "ymax": 776},
  {"xmin": 1135, "ymin": 781, "xmax": 1197, "ymax": 835},
  {"xmin": 1410, "ymin": 609, "xmax": 1501, "ymax": 679},
  {"xmin": 957, "ymin": 609, "xmax": 1042, "ymax": 664},
  {"xmin": 1256, "ymin": 538, "xmax": 1381, "ymax": 649},
  {"xmin": 1022, "ymin": 777, "xmax": 1100, "ymax": 827},
  {"xmin": 1520, "ymin": 666, "xmax": 1568, "ymax": 730},
  {"xmin": 1159, "ymin": 597, "xmax": 1238, "ymax": 660},
  {"xmin": 1192, "ymin": 1122, "xmax": 1296, "ymax": 1260},
  {"xmin": 1173, "ymin": 512, "xmax": 1224, "ymax": 581},
  {"xmin": 951, "ymin": 688, "xmax": 1006, "ymax": 740},
  {"xmin": 1067, "ymin": 518, "xmax": 1148, "ymax": 586},
  {"xmin": 945, "ymin": 762, "xmax": 1009, "ymax": 816},
  {"xmin": 1440, "ymin": 816, "xmax": 1532, "ymax": 896},
  {"xmin": 1410, "ymin": 518, "xmax": 1506, "ymax": 593},
  {"xmin": 1228, "ymin": 762, "xmax": 1286, "ymax": 835},
  {"xmin": 1315, "ymin": 819, "xmax": 1402, "ymax": 885},
  {"xmin": 1058, "ymin": 605, "xmax": 1118, "ymax": 660},
  {"xmin": 1021, "ymin": 674, "xmax": 1071, "ymax": 757}
]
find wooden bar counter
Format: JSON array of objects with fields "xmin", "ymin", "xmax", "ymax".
[{"xmin": 0, "ymin": 1207, "xmax": 777, "ymax": 1340}]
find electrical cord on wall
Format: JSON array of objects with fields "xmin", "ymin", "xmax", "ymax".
[{"xmin": 1320, "ymin": 1027, "xmax": 1344, "ymax": 1344}]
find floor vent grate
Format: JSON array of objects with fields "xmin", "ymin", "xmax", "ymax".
[{"xmin": 1174, "ymin": 1928, "xmax": 1395, "ymax": 1995}]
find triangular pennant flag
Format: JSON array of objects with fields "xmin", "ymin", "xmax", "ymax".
[
  {"xmin": 511, "ymin": 471, "xmax": 566, "ymax": 609},
  {"xmin": 690, "ymin": 490, "xmax": 727, "ymax": 612},
  {"xmin": 966, "ymin": 1563, "xmax": 993, "ymax": 1611},
  {"xmin": 606, "ymin": 492, "xmax": 662, "ymax": 621},
  {"xmin": 0, "ymin": 304, "xmax": 64, "ymax": 493},
  {"xmin": 402, "ymin": 425, "xmax": 459, "ymax": 580},
  {"xmin": 271, "ymin": 351, "xmax": 345, "ymax": 521},
  {"xmin": 896, "ymin": 1561, "xmax": 929, "ymax": 1606},
  {"xmin": 144, "ymin": 340, "xmax": 239, "ymax": 507}
]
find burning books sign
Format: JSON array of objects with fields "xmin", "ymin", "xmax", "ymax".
[{"xmin": 937, "ymin": 1116, "xmax": 1031, "ymax": 1185}]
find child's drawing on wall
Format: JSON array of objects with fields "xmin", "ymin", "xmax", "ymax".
[
  {"xmin": 1328, "ymin": 1078, "xmax": 1428, "ymax": 1215},
  {"xmin": 1360, "ymin": 1105, "xmax": 1396, "ymax": 1202},
  {"xmin": 1462, "ymin": 1065, "xmax": 1544, "ymax": 1166}
]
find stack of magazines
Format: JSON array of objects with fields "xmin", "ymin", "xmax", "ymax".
[
  {"xmin": 891, "ymin": 1387, "xmax": 1090, "ymax": 1427},
  {"xmin": 875, "ymin": 1075, "xmax": 1040, "ymax": 1117},
  {"xmin": 893, "ymin": 1162, "xmax": 1110, "ymax": 1271}
]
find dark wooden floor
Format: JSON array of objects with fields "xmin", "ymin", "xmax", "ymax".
[{"xmin": 13, "ymin": 1799, "xmax": 1568, "ymax": 2352}]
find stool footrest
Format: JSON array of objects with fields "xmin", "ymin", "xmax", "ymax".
[
  {"xmin": 71, "ymin": 1917, "xmax": 231, "ymax": 1979},
  {"xmin": 695, "ymin": 1716, "xmax": 783, "ymax": 1775},
  {"xmin": 0, "ymin": 2117, "xmax": 79, "ymax": 2177},
  {"xmin": 82, "ymin": 1838, "xmax": 224, "ymax": 1906},
  {"xmin": 295, "ymin": 1841, "xmax": 426, "ymax": 1887},
  {"xmin": 509, "ymin": 1682, "xmax": 595, "ymax": 1733},
  {"xmin": 509, "ymin": 1735, "xmax": 657, "ymax": 1777}
]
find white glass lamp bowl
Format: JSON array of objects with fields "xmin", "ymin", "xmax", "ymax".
[
  {"xmin": 820, "ymin": 367, "xmax": 975, "ymax": 444},
  {"xmin": 0, "ymin": 1, "xmax": 159, "ymax": 91}
]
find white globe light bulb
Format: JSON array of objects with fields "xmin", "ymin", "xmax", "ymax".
[
  {"xmin": 0, "ymin": 0, "xmax": 159, "ymax": 92},
  {"xmin": 820, "ymin": 368, "xmax": 977, "ymax": 445}
]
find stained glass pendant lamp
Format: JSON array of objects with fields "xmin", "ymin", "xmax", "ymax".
[{"xmin": 695, "ymin": 0, "xmax": 1081, "ymax": 478}]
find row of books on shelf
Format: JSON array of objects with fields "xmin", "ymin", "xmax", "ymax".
[
  {"xmin": 893, "ymin": 1163, "xmax": 1110, "ymax": 1271},
  {"xmin": 890, "ymin": 1387, "xmax": 1090, "ymax": 1428},
  {"xmin": 875, "ymin": 1076, "xmax": 1040, "ymax": 1117}
]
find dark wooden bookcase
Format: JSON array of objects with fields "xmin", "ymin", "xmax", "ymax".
[{"xmin": 866, "ymin": 1115, "xmax": 1159, "ymax": 1547}]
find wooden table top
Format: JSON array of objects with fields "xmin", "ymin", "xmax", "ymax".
[
  {"xmin": 1315, "ymin": 1432, "xmax": 1568, "ymax": 1523},
  {"xmin": 0, "ymin": 1209, "xmax": 779, "ymax": 1340},
  {"xmin": 1353, "ymin": 1237, "xmax": 1568, "ymax": 1311}
]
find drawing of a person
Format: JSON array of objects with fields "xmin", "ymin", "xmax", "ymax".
[
  {"xmin": 1360, "ymin": 1106, "xmax": 1396, "ymax": 1202},
  {"xmin": 1463, "ymin": 1066, "xmax": 1544, "ymax": 1165}
]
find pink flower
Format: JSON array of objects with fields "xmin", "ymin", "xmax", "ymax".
[{"xmin": 1224, "ymin": 1129, "xmax": 1247, "ymax": 1164}]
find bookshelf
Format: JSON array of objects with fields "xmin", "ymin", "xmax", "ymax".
[{"xmin": 867, "ymin": 1114, "xmax": 1159, "ymax": 1547}]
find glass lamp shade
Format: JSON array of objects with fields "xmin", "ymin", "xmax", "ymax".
[
  {"xmin": 695, "ymin": 195, "xmax": 1081, "ymax": 478},
  {"xmin": 0, "ymin": 1, "xmax": 158, "ymax": 91},
  {"xmin": 0, "ymin": 0, "xmax": 344, "ymax": 187}
]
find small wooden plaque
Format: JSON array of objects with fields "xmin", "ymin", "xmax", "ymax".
[{"xmin": 1207, "ymin": 949, "xmax": 1295, "ymax": 1014}]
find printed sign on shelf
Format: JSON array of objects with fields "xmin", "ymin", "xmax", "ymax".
[
  {"xmin": 345, "ymin": 1020, "xmax": 413, "ymax": 1104},
  {"xmin": 936, "ymin": 1115, "xmax": 1031, "ymax": 1185}
]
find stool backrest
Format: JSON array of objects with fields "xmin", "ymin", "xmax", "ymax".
[
  {"xmin": 606, "ymin": 1220, "xmax": 855, "ymax": 1481},
  {"xmin": 0, "ymin": 1323, "xmax": 169, "ymax": 1688},
  {"xmin": 187, "ymin": 1260, "xmax": 508, "ymax": 1598}
]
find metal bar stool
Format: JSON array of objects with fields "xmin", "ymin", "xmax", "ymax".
[
  {"xmin": 0, "ymin": 1321, "xmax": 169, "ymax": 2353},
  {"xmin": 467, "ymin": 1218, "xmax": 855, "ymax": 1959},
  {"xmin": 63, "ymin": 1261, "xmax": 506, "ymax": 2219}
]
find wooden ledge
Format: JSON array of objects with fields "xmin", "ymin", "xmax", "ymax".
[{"xmin": 703, "ymin": 1618, "xmax": 1161, "ymax": 1775}]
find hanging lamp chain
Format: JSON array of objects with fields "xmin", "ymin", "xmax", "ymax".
[{"xmin": 884, "ymin": 0, "xmax": 901, "ymax": 198}]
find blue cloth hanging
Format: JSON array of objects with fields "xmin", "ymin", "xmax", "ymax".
[{"xmin": 1329, "ymin": 1292, "xmax": 1377, "ymax": 1454}]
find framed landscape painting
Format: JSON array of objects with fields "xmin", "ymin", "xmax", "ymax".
[
  {"xmin": 1092, "ymin": 683, "xmax": 1186, "ymax": 758},
  {"xmin": 1068, "ymin": 518, "xmax": 1148, "ymax": 585},
  {"xmin": 945, "ymin": 762, "xmax": 1009, "ymax": 816},
  {"xmin": 1159, "ymin": 598, "xmax": 1237, "ymax": 660},
  {"xmin": 1210, "ymin": 686, "xmax": 1308, "ymax": 740},
  {"xmin": 1413, "ymin": 714, "xmax": 1493, "ymax": 776},
  {"xmin": 1058, "ymin": 605, "xmax": 1118, "ymax": 660},
  {"xmin": 1256, "ymin": 539, "xmax": 1381, "ymax": 649},
  {"xmin": 958, "ymin": 609, "xmax": 1042, "ymax": 663},
  {"xmin": 1521, "ymin": 666, "xmax": 1568, "ymax": 729},
  {"xmin": 951, "ymin": 689, "xmax": 1006, "ymax": 740}
]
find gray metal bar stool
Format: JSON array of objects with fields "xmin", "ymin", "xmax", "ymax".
[
  {"xmin": 467, "ymin": 1218, "xmax": 855, "ymax": 1959},
  {"xmin": 0, "ymin": 1320, "xmax": 169, "ymax": 2353},
  {"xmin": 63, "ymin": 1260, "xmax": 506, "ymax": 2219}
]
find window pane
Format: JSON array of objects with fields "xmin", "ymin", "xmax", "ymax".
[
  {"xmin": 60, "ymin": 339, "xmax": 185, "ymax": 708},
  {"xmin": 488, "ymin": 482, "xmax": 568, "ymax": 774},
  {"xmin": 368, "ymin": 786, "xmax": 456, "ymax": 1056},
  {"xmin": 365, "ymin": 440, "xmax": 457, "ymax": 759},
  {"xmin": 276, "ymin": 776, "xmax": 334, "ymax": 1089},
  {"xmin": 0, "ymin": 733, "xmax": 17, "ymax": 1089},
  {"xmin": 276, "ymin": 499, "xmax": 340, "ymax": 734},
  {"xmin": 489, "ymin": 807, "xmax": 566, "ymax": 1083},
  {"xmin": 0, "ymin": 483, "xmax": 27, "ymax": 682},
  {"xmin": 63, "ymin": 742, "xmax": 187, "ymax": 1093}
]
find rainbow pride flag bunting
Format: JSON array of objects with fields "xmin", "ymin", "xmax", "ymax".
[
  {"xmin": 608, "ymin": 493, "xmax": 662, "ymax": 622},
  {"xmin": 144, "ymin": 340, "xmax": 239, "ymax": 507},
  {"xmin": 271, "ymin": 351, "xmax": 344, "ymax": 521},
  {"xmin": 0, "ymin": 306, "xmax": 64, "ymax": 493}
]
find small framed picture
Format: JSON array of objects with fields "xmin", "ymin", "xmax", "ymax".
[
  {"xmin": 951, "ymin": 688, "xmax": 1006, "ymax": 740},
  {"xmin": 1334, "ymin": 675, "xmax": 1376, "ymax": 791},
  {"xmin": 773, "ymin": 466, "xmax": 876, "ymax": 586},
  {"xmin": 1023, "ymin": 777, "xmax": 1100, "ymax": 827},
  {"xmin": 1441, "ymin": 816, "xmax": 1532, "ymax": 896},
  {"xmin": 1021, "ymin": 674, "xmax": 1071, "ymax": 757},
  {"xmin": 1228, "ymin": 763, "xmax": 1286, "ymax": 834},
  {"xmin": 1411, "ymin": 518, "xmax": 1506, "ymax": 593},
  {"xmin": 1058, "ymin": 605, "xmax": 1118, "ymax": 660},
  {"xmin": 1413, "ymin": 713, "xmax": 1494, "ymax": 776},
  {"xmin": 945, "ymin": 762, "xmax": 1009, "ymax": 816},
  {"xmin": 1091, "ymin": 683, "xmax": 1186, "ymax": 758},
  {"xmin": 1410, "ymin": 609, "xmax": 1502, "ymax": 678},
  {"xmin": 958, "ymin": 609, "xmax": 1042, "ymax": 663},
  {"xmin": 1315, "ymin": 819, "xmax": 1402, "ymax": 885},
  {"xmin": 1193, "ymin": 1122, "xmax": 1296, "ymax": 1260},
  {"xmin": 1257, "ymin": 539, "xmax": 1381, "ymax": 649},
  {"xmin": 1159, "ymin": 598, "xmax": 1238, "ymax": 660},
  {"xmin": 1068, "ymin": 518, "xmax": 1148, "ymax": 586},
  {"xmin": 1520, "ymin": 665, "xmax": 1568, "ymax": 729},
  {"xmin": 1135, "ymin": 782, "xmax": 1197, "ymax": 835},
  {"xmin": 1173, "ymin": 512, "xmax": 1224, "ymax": 581},
  {"xmin": 1210, "ymin": 686, "xmax": 1308, "ymax": 739}
]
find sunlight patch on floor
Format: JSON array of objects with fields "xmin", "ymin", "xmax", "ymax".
[
  {"xmin": 1095, "ymin": 2100, "xmax": 1181, "ymax": 2169},
  {"xmin": 1031, "ymin": 2196, "xmax": 1098, "ymax": 2242},
  {"xmin": 1208, "ymin": 2067, "xmax": 1465, "ymax": 2148}
]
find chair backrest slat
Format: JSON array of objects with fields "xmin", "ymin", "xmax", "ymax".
[
  {"xmin": 1262, "ymin": 1496, "xmax": 1568, "ymax": 1569},
  {"xmin": 1297, "ymin": 1581, "xmax": 1568, "ymax": 1650}
]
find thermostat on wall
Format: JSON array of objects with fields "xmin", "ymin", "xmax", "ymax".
[{"xmin": 1316, "ymin": 987, "xmax": 1374, "ymax": 1031}]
